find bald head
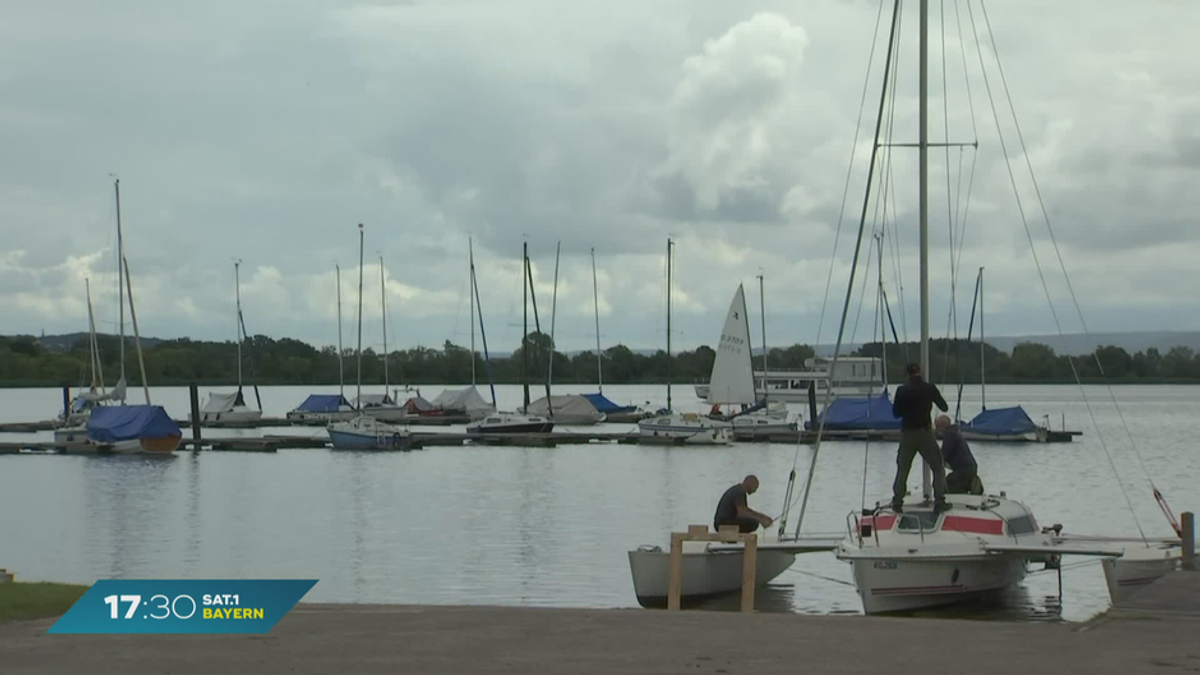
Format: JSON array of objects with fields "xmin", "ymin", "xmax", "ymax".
[
  {"xmin": 935, "ymin": 414, "xmax": 952, "ymax": 431},
  {"xmin": 741, "ymin": 475, "xmax": 760, "ymax": 493}
]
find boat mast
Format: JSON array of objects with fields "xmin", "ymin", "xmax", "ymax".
[
  {"xmin": 123, "ymin": 255, "xmax": 151, "ymax": 404},
  {"xmin": 525, "ymin": 246, "xmax": 552, "ymax": 414},
  {"xmin": 469, "ymin": 238, "xmax": 497, "ymax": 407},
  {"xmin": 336, "ymin": 262, "xmax": 344, "ymax": 398},
  {"xmin": 592, "ymin": 247, "xmax": 603, "ymax": 393},
  {"xmin": 356, "ymin": 224, "xmax": 364, "ymax": 409},
  {"xmin": 115, "ymin": 178, "xmax": 125, "ymax": 386},
  {"xmin": 919, "ymin": 0, "xmax": 932, "ymax": 500},
  {"xmin": 522, "ymin": 241, "xmax": 530, "ymax": 409},
  {"xmin": 86, "ymin": 278, "xmax": 105, "ymax": 394},
  {"xmin": 469, "ymin": 241, "xmax": 476, "ymax": 388},
  {"xmin": 547, "ymin": 242, "xmax": 560, "ymax": 396},
  {"xmin": 380, "ymin": 255, "xmax": 389, "ymax": 397},
  {"xmin": 757, "ymin": 273, "xmax": 768, "ymax": 402},
  {"xmin": 877, "ymin": 233, "xmax": 888, "ymax": 392},
  {"xmin": 235, "ymin": 259, "xmax": 243, "ymax": 392},
  {"xmin": 979, "ymin": 266, "xmax": 986, "ymax": 410},
  {"xmin": 666, "ymin": 238, "xmax": 673, "ymax": 412}
]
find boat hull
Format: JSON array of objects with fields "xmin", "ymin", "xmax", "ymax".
[
  {"xmin": 628, "ymin": 545, "xmax": 796, "ymax": 607},
  {"xmin": 198, "ymin": 408, "xmax": 263, "ymax": 425},
  {"xmin": 637, "ymin": 419, "xmax": 731, "ymax": 445},
  {"xmin": 101, "ymin": 436, "xmax": 181, "ymax": 455},
  {"xmin": 1102, "ymin": 545, "xmax": 1180, "ymax": 603},
  {"xmin": 467, "ymin": 422, "xmax": 555, "ymax": 434},
  {"xmin": 847, "ymin": 554, "xmax": 1028, "ymax": 614},
  {"xmin": 328, "ymin": 428, "xmax": 412, "ymax": 450}
]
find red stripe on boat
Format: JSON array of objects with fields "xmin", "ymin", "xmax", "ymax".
[{"xmin": 941, "ymin": 515, "xmax": 1004, "ymax": 535}]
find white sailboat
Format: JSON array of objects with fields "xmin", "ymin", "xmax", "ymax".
[
  {"xmin": 328, "ymin": 225, "xmax": 411, "ymax": 449},
  {"xmin": 359, "ymin": 255, "xmax": 411, "ymax": 422},
  {"xmin": 287, "ymin": 263, "xmax": 357, "ymax": 422},
  {"xmin": 55, "ymin": 278, "xmax": 126, "ymax": 441},
  {"xmin": 197, "ymin": 260, "xmax": 263, "ymax": 424},
  {"xmin": 432, "ymin": 240, "xmax": 497, "ymax": 421},
  {"xmin": 637, "ymin": 239, "xmax": 730, "ymax": 445}
]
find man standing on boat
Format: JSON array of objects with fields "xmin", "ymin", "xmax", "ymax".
[
  {"xmin": 936, "ymin": 414, "xmax": 983, "ymax": 495},
  {"xmin": 714, "ymin": 475, "xmax": 773, "ymax": 533},
  {"xmin": 890, "ymin": 363, "xmax": 950, "ymax": 512}
]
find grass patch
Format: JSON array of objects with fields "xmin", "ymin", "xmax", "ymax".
[{"xmin": 0, "ymin": 582, "xmax": 91, "ymax": 622}]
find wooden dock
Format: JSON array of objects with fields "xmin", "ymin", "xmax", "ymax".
[{"xmin": 0, "ymin": 414, "xmax": 472, "ymax": 434}]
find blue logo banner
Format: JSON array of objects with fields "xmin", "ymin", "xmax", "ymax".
[{"xmin": 47, "ymin": 579, "xmax": 317, "ymax": 634}]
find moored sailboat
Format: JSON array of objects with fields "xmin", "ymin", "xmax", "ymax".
[{"xmin": 197, "ymin": 260, "xmax": 263, "ymax": 424}]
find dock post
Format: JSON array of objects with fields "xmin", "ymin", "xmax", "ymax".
[
  {"xmin": 666, "ymin": 525, "xmax": 757, "ymax": 613},
  {"xmin": 741, "ymin": 532, "xmax": 758, "ymax": 613},
  {"xmin": 667, "ymin": 531, "xmax": 685, "ymax": 611},
  {"xmin": 1183, "ymin": 512, "xmax": 1195, "ymax": 571},
  {"xmin": 807, "ymin": 381, "xmax": 818, "ymax": 423},
  {"xmin": 61, "ymin": 383, "xmax": 70, "ymax": 420},
  {"xmin": 188, "ymin": 382, "xmax": 202, "ymax": 448}
]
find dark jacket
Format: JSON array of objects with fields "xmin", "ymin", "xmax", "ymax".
[
  {"xmin": 940, "ymin": 425, "xmax": 978, "ymax": 473},
  {"xmin": 891, "ymin": 377, "xmax": 948, "ymax": 430}
]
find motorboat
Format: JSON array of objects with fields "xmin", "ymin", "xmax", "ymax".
[
  {"xmin": 467, "ymin": 413, "xmax": 554, "ymax": 434},
  {"xmin": 327, "ymin": 415, "xmax": 412, "ymax": 450},
  {"xmin": 637, "ymin": 413, "xmax": 731, "ymax": 445}
]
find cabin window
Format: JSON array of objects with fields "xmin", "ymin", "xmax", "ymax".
[
  {"xmin": 896, "ymin": 512, "xmax": 941, "ymax": 532},
  {"xmin": 1006, "ymin": 515, "xmax": 1037, "ymax": 535},
  {"xmin": 486, "ymin": 418, "xmax": 500, "ymax": 424}
]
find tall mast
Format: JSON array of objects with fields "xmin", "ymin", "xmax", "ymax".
[
  {"xmin": 86, "ymin": 278, "xmax": 104, "ymax": 393},
  {"xmin": 123, "ymin": 256, "xmax": 151, "ymax": 404},
  {"xmin": 469, "ymin": 240, "xmax": 497, "ymax": 407},
  {"xmin": 235, "ymin": 259, "xmax": 243, "ymax": 391},
  {"xmin": 592, "ymin": 247, "xmax": 603, "ymax": 393},
  {"xmin": 469, "ymin": 240, "xmax": 476, "ymax": 387},
  {"xmin": 380, "ymin": 255, "xmax": 389, "ymax": 396},
  {"xmin": 525, "ymin": 247, "xmax": 552, "ymax": 412},
  {"xmin": 522, "ymin": 241, "xmax": 530, "ymax": 409},
  {"xmin": 115, "ymin": 178, "xmax": 125, "ymax": 384},
  {"xmin": 878, "ymin": 233, "xmax": 887, "ymax": 392},
  {"xmin": 980, "ymin": 266, "xmax": 986, "ymax": 410},
  {"xmin": 336, "ymin": 263, "xmax": 344, "ymax": 398},
  {"xmin": 757, "ymin": 273, "xmax": 768, "ymax": 402},
  {"xmin": 547, "ymin": 242, "xmax": 560, "ymax": 395},
  {"xmin": 355, "ymin": 224, "xmax": 364, "ymax": 409},
  {"xmin": 919, "ymin": 0, "xmax": 932, "ymax": 500},
  {"xmin": 666, "ymin": 238, "xmax": 673, "ymax": 412}
]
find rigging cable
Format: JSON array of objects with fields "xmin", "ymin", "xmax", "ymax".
[{"xmin": 968, "ymin": 0, "xmax": 1147, "ymax": 541}]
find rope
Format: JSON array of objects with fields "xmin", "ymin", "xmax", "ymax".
[
  {"xmin": 782, "ymin": 567, "xmax": 857, "ymax": 588},
  {"xmin": 968, "ymin": 0, "xmax": 1147, "ymax": 542}
]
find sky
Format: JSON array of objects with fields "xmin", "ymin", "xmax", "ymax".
[{"xmin": 3, "ymin": 0, "xmax": 1199, "ymax": 355}]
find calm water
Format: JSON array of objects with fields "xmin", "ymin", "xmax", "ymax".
[{"xmin": 1, "ymin": 382, "xmax": 1196, "ymax": 622}]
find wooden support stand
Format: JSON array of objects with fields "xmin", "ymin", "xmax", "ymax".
[
  {"xmin": 667, "ymin": 524, "xmax": 757, "ymax": 613},
  {"xmin": 1183, "ymin": 511, "xmax": 1195, "ymax": 572}
]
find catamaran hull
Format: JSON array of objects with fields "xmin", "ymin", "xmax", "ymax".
[
  {"xmin": 1102, "ymin": 545, "xmax": 1180, "ymax": 603},
  {"xmin": 847, "ymin": 555, "xmax": 1027, "ymax": 614},
  {"xmin": 627, "ymin": 547, "xmax": 796, "ymax": 607}
]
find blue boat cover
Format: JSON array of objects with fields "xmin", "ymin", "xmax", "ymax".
[
  {"xmin": 294, "ymin": 394, "xmax": 351, "ymax": 412},
  {"xmin": 581, "ymin": 393, "xmax": 636, "ymax": 414},
  {"xmin": 87, "ymin": 405, "xmax": 181, "ymax": 442},
  {"xmin": 965, "ymin": 406, "xmax": 1036, "ymax": 435},
  {"xmin": 806, "ymin": 392, "xmax": 901, "ymax": 430}
]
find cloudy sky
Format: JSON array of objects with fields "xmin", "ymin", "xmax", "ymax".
[{"xmin": 3, "ymin": 0, "xmax": 1199, "ymax": 354}]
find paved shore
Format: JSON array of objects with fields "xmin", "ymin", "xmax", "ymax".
[{"xmin": 3, "ymin": 589, "xmax": 1198, "ymax": 675}]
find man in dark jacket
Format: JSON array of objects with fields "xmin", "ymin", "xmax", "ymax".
[
  {"xmin": 936, "ymin": 414, "xmax": 983, "ymax": 495},
  {"xmin": 714, "ymin": 475, "xmax": 774, "ymax": 533},
  {"xmin": 890, "ymin": 362, "xmax": 950, "ymax": 512}
]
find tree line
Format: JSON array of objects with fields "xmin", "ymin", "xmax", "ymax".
[{"xmin": 2, "ymin": 333, "xmax": 1199, "ymax": 387}]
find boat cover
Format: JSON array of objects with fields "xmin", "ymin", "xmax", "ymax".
[
  {"xmin": 581, "ymin": 393, "xmax": 637, "ymax": 414},
  {"xmin": 432, "ymin": 387, "xmax": 492, "ymax": 414},
  {"xmin": 806, "ymin": 392, "xmax": 900, "ymax": 430},
  {"xmin": 965, "ymin": 406, "xmax": 1037, "ymax": 435},
  {"xmin": 524, "ymin": 394, "xmax": 604, "ymax": 423},
  {"xmin": 357, "ymin": 393, "xmax": 396, "ymax": 407},
  {"xmin": 202, "ymin": 391, "xmax": 247, "ymax": 413},
  {"xmin": 88, "ymin": 405, "xmax": 181, "ymax": 441},
  {"xmin": 293, "ymin": 394, "xmax": 351, "ymax": 412},
  {"xmin": 403, "ymin": 395, "xmax": 436, "ymax": 413}
]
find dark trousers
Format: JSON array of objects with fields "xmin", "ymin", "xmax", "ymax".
[
  {"xmin": 715, "ymin": 517, "xmax": 759, "ymax": 534},
  {"xmin": 893, "ymin": 429, "xmax": 947, "ymax": 504},
  {"xmin": 947, "ymin": 470, "xmax": 981, "ymax": 495}
]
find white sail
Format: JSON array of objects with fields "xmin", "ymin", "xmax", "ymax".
[{"xmin": 706, "ymin": 284, "xmax": 757, "ymax": 405}]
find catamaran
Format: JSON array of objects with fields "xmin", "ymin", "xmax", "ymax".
[{"xmin": 637, "ymin": 239, "xmax": 730, "ymax": 445}]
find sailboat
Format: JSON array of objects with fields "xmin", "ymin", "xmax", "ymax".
[
  {"xmin": 82, "ymin": 178, "xmax": 181, "ymax": 455},
  {"xmin": 197, "ymin": 260, "xmax": 263, "ymax": 424},
  {"xmin": 358, "ymin": 256, "xmax": 411, "ymax": 422},
  {"xmin": 287, "ymin": 262, "xmax": 356, "ymax": 422},
  {"xmin": 636, "ymin": 239, "xmax": 730, "ymax": 445},
  {"xmin": 434, "ymin": 240, "xmax": 500, "ymax": 421},
  {"xmin": 579, "ymin": 247, "xmax": 650, "ymax": 424},
  {"xmin": 55, "ymin": 278, "xmax": 125, "ymax": 441},
  {"xmin": 328, "ymin": 225, "xmax": 412, "ymax": 449},
  {"xmin": 469, "ymin": 242, "xmax": 553, "ymax": 434}
]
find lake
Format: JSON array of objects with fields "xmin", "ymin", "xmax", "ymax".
[{"xmin": 1, "ymin": 382, "xmax": 1195, "ymax": 622}]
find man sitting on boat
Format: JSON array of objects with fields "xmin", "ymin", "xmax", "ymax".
[
  {"xmin": 891, "ymin": 362, "xmax": 950, "ymax": 513},
  {"xmin": 936, "ymin": 415, "xmax": 984, "ymax": 495},
  {"xmin": 713, "ymin": 475, "xmax": 773, "ymax": 533}
]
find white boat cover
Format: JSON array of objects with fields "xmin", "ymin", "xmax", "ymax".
[
  {"xmin": 201, "ymin": 391, "xmax": 248, "ymax": 413},
  {"xmin": 433, "ymin": 386, "xmax": 492, "ymax": 414},
  {"xmin": 524, "ymin": 394, "xmax": 604, "ymax": 423},
  {"xmin": 706, "ymin": 285, "xmax": 757, "ymax": 405}
]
